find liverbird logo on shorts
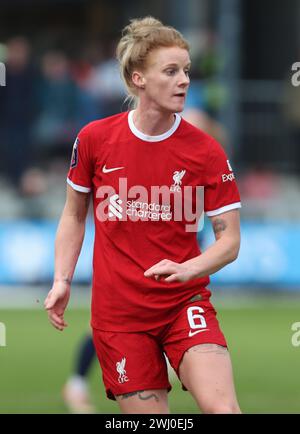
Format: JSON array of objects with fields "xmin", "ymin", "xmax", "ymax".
[{"xmin": 116, "ymin": 357, "xmax": 129, "ymax": 383}]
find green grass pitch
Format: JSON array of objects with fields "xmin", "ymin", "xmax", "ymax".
[{"xmin": 1, "ymin": 297, "xmax": 300, "ymax": 413}]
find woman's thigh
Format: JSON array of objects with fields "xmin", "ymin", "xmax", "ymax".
[{"xmin": 179, "ymin": 344, "xmax": 241, "ymax": 414}]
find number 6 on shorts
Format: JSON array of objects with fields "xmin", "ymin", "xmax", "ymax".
[{"xmin": 187, "ymin": 306, "xmax": 207, "ymax": 330}]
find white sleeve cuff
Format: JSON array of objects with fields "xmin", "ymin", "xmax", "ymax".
[
  {"xmin": 67, "ymin": 178, "xmax": 91, "ymax": 193},
  {"xmin": 206, "ymin": 202, "xmax": 241, "ymax": 217}
]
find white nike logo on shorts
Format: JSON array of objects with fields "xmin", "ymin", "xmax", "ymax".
[
  {"xmin": 188, "ymin": 329, "xmax": 209, "ymax": 337},
  {"xmin": 102, "ymin": 164, "xmax": 124, "ymax": 173}
]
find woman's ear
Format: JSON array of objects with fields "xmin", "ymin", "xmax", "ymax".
[{"xmin": 132, "ymin": 71, "xmax": 146, "ymax": 90}]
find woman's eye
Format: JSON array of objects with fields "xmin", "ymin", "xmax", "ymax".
[{"xmin": 166, "ymin": 69, "xmax": 176, "ymax": 76}]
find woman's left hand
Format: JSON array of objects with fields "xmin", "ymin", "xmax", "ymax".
[{"xmin": 144, "ymin": 259, "xmax": 199, "ymax": 283}]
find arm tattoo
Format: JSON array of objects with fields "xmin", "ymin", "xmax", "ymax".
[
  {"xmin": 212, "ymin": 218, "xmax": 227, "ymax": 236},
  {"xmin": 120, "ymin": 390, "xmax": 159, "ymax": 402}
]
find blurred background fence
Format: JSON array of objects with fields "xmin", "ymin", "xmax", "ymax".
[{"xmin": 0, "ymin": 0, "xmax": 300, "ymax": 290}]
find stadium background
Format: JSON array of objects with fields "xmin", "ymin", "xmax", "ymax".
[{"xmin": 1, "ymin": 0, "xmax": 300, "ymax": 413}]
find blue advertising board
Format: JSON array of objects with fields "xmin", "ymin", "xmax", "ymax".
[{"xmin": 0, "ymin": 220, "xmax": 299, "ymax": 287}]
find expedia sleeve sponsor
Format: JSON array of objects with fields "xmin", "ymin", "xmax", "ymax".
[
  {"xmin": 222, "ymin": 172, "xmax": 235, "ymax": 182},
  {"xmin": 204, "ymin": 139, "xmax": 241, "ymax": 216}
]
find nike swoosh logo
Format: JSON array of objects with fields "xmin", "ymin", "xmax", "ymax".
[
  {"xmin": 188, "ymin": 329, "xmax": 209, "ymax": 337},
  {"xmin": 102, "ymin": 164, "xmax": 124, "ymax": 173}
]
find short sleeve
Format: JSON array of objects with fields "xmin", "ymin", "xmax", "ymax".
[
  {"xmin": 204, "ymin": 138, "xmax": 241, "ymax": 217},
  {"xmin": 67, "ymin": 126, "xmax": 93, "ymax": 193}
]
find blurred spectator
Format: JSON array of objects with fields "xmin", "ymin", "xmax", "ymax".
[
  {"xmin": 283, "ymin": 62, "xmax": 300, "ymax": 173},
  {"xmin": 70, "ymin": 54, "xmax": 102, "ymax": 127},
  {"xmin": 240, "ymin": 165, "xmax": 279, "ymax": 200},
  {"xmin": 85, "ymin": 41, "xmax": 126, "ymax": 117},
  {"xmin": 32, "ymin": 51, "xmax": 79, "ymax": 160},
  {"xmin": 0, "ymin": 37, "xmax": 37, "ymax": 187},
  {"xmin": 239, "ymin": 164, "xmax": 281, "ymax": 219},
  {"xmin": 183, "ymin": 107, "xmax": 228, "ymax": 147},
  {"xmin": 187, "ymin": 29, "xmax": 228, "ymax": 116},
  {"xmin": 19, "ymin": 167, "xmax": 49, "ymax": 219}
]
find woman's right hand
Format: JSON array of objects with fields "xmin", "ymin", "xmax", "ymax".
[{"xmin": 44, "ymin": 280, "xmax": 71, "ymax": 331}]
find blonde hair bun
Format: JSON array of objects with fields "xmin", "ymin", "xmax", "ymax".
[{"xmin": 116, "ymin": 16, "xmax": 189, "ymax": 101}]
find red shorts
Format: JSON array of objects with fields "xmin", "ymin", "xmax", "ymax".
[{"xmin": 92, "ymin": 299, "xmax": 227, "ymax": 400}]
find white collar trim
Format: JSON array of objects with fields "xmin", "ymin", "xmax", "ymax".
[{"xmin": 128, "ymin": 110, "xmax": 181, "ymax": 142}]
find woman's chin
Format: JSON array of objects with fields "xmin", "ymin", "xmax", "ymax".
[
  {"xmin": 174, "ymin": 102, "xmax": 185, "ymax": 112},
  {"xmin": 165, "ymin": 103, "xmax": 185, "ymax": 113}
]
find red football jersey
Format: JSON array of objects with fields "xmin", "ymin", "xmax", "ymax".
[{"xmin": 67, "ymin": 111, "xmax": 241, "ymax": 331}]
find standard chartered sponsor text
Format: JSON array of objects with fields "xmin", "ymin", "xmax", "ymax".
[{"xmin": 127, "ymin": 200, "xmax": 172, "ymax": 221}]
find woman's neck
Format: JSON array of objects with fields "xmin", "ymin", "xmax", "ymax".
[{"xmin": 132, "ymin": 106, "xmax": 175, "ymax": 136}]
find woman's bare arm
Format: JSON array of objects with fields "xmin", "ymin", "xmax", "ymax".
[
  {"xmin": 144, "ymin": 209, "xmax": 240, "ymax": 283},
  {"xmin": 44, "ymin": 185, "xmax": 90, "ymax": 330}
]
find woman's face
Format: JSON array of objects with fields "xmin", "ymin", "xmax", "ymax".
[{"xmin": 136, "ymin": 46, "xmax": 191, "ymax": 113}]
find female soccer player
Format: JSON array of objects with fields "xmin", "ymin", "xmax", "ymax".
[{"xmin": 45, "ymin": 17, "xmax": 242, "ymax": 414}]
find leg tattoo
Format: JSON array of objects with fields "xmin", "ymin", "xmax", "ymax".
[
  {"xmin": 186, "ymin": 344, "xmax": 228, "ymax": 355},
  {"xmin": 120, "ymin": 390, "xmax": 159, "ymax": 402}
]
